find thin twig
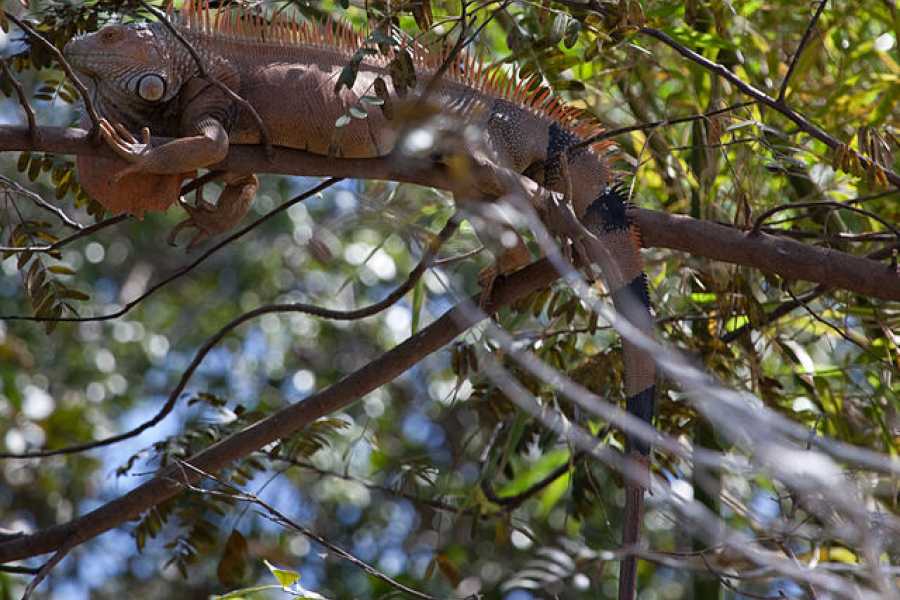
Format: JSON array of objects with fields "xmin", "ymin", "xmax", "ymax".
[
  {"xmin": 699, "ymin": 553, "xmax": 787, "ymax": 600},
  {"xmin": 20, "ymin": 542, "xmax": 74, "ymax": 600},
  {"xmin": 785, "ymin": 287, "xmax": 876, "ymax": 357},
  {"xmin": 750, "ymin": 200, "xmax": 900, "ymax": 238},
  {"xmin": 0, "ymin": 178, "xmax": 342, "ymax": 323},
  {"xmin": 481, "ymin": 453, "xmax": 577, "ymax": 509},
  {"xmin": 570, "ymin": 101, "xmax": 756, "ymax": 152},
  {"xmin": 0, "ymin": 564, "xmax": 39, "ymax": 574},
  {"xmin": 638, "ymin": 26, "xmax": 900, "ymax": 187},
  {"xmin": 136, "ymin": 1, "xmax": 273, "ymax": 158},
  {"xmin": 720, "ymin": 285, "xmax": 826, "ymax": 343},
  {"xmin": 422, "ymin": 0, "xmax": 511, "ymax": 100},
  {"xmin": 778, "ymin": 0, "xmax": 828, "ymax": 102},
  {"xmin": 0, "ymin": 205, "xmax": 456, "ymax": 459},
  {"xmin": 173, "ymin": 461, "xmax": 441, "ymax": 600},
  {"xmin": 273, "ymin": 455, "xmax": 475, "ymax": 515},
  {"xmin": 0, "ymin": 215, "xmax": 128, "ymax": 254},
  {"xmin": 0, "ymin": 59, "xmax": 37, "ymax": 136},
  {"xmin": 720, "ymin": 243, "xmax": 898, "ymax": 343},
  {"xmin": 4, "ymin": 12, "xmax": 102, "ymax": 129},
  {"xmin": 431, "ymin": 245, "xmax": 484, "ymax": 266},
  {"xmin": 0, "ymin": 175, "xmax": 83, "ymax": 230},
  {"xmin": 759, "ymin": 228, "xmax": 895, "ymax": 243}
]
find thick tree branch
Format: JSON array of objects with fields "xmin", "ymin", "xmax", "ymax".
[
  {"xmin": 634, "ymin": 209, "xmax": 899, "ymax": 301},
  {"xmin": 0, "ymin": 125, "xmax": 895, "ymax": 301},
  {"xmin": 0, "ymin": 258, "xmax": 560, "ymax": 564}
]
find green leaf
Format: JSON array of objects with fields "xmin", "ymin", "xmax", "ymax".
[
  {"xmin": 57, "ymin": 288, "xmax": 90, "ymax": 301},
  {"xmin": 334, "ymin": 114, "xmax": 352, "ymax": 128},
  {"xmin": 724, "ymin": 315, "xmax": 750, "ymax": 331},
  {"xmin": 690, "ymin": 292, "xmax": 717, "ymax": 303},
  {"xmin": 47, "ymin": 265, "xmax": 75, "ymax": 275},
  {"xmin": 662, "ymin": 26, "xmax": 739, "ymax": 51},
  {"xmin": 264, "ymin": 559, "xmax": 300, "ymax": 588},
  {"xmin": 411, "ymin": 279, "xmax": 424, "ymax": 334}
]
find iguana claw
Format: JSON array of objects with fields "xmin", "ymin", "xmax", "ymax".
[
  {"xmin": 167, "ymin": 174, "xmax": 259, "ymax": 252},
  {"xmin": 97, "ymin": 118, "xmax": 152, "ymax": 182}
]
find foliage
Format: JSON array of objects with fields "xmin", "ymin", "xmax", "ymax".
[{"xmin": 0, "ymin": 0, "xmax": 897, "ymax": 599}]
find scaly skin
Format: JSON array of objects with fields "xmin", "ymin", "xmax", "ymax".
[{"xmin": 64, "ymin": 6, "xmax": 656, "ymax": 597}]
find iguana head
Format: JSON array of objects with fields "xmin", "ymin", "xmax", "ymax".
[{"xmin": 64, "ymin": 24, "xmax": 184, "ymax": 110}]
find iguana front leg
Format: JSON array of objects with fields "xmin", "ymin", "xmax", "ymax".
[
  {"xmin": 98, "ymin": 117, "xmax": 229, "ymax": 181},
  {"xmin": 97, "ymin": 104, "xmax": 259, "ymax": 247}
]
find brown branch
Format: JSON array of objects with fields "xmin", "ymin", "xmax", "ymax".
[
  {"xmin": 778, "ymin": 0, "xmax": 828, "ymax": 102},
  {"xmin": 0, "ymin": 59, "xmax": 36, "ymax": 136},
  {"xmin": 0, "ymin": 257, "xmax": 559, "ymax": 564},
  {"xmin": 4, "ymin": 13, "xmax": 102, "ymax": 129},
  {"xmin": 638, "ymin": 27, "xmax": 900, "ymax": 188},
  {"xmin": 0, "ymin": 125, "xmax": 898, "ymax": 301},
  {"xmin": 632, "ymin": 208, "xmax": 900, "ymax": 302}
]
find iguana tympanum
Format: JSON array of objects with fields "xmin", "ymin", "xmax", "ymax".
[{"xmin": 64, "ymin": 3, "xmax": 656, "ymax": 597}]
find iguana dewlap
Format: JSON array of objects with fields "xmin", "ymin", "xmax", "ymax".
[
  {"xmin": 63, "ymin": 6, "xmax": 656, "ymax": 596},
  {"xmin": 75, "ymin": 115, "xmax": 188, "ymax": 218}
]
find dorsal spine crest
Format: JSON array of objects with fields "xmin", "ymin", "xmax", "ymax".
[{"xmin": 165, "ymin": 0, "xmax": 608, "ymax": 149}]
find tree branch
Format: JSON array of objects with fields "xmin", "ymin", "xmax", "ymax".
[
  {"xmin": 633, "ymin": 208, "xmax": 899, "ymax": 301},
  {"xmin": 4, "ymin": 13, "xmax": 102, "ymax": 129},
  {"xmin": 0, "ymin": 59, "xmax": 36, "ymax": 137},
  {"xmin": 0, "ymin": 125, "xmax": 896, "ymax": 300},
  {"xmin": 0, "ymin": 257, "xmax": 560, "ymax": 564}
]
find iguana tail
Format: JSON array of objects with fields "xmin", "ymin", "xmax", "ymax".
[
  {"xmin": 542, "ymin": 136, "xmax": 656, "ymax": 596},
  {"xmin": 580, "ymin": 185, "xmax": 655, "ymax": 600}
]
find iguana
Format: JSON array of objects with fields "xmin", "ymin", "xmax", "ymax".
[{"xmin": 63, "ymin": 3, "xmax": 656, "ymax": 597}]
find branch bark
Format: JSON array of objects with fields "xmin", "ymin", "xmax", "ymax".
[
  {"xmin": 0, "ymin": 258, "xmax": 560, "ymax": 564},
  {"xmin": 1, "ymin": 125, "xmax": 897, "ymax": 301}
]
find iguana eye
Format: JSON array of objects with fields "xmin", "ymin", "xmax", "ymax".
[{"xmin": 136, "ymin": 73, "xmax": 166, "ymax": 102}]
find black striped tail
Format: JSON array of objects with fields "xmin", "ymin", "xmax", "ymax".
[
  {"xmin": 541, "ymin": 127, "xmax": 656, "ymax": 600},
  {"xmin": 582, "ymin": 185, "xmax": 656, "ymax": 600}
]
